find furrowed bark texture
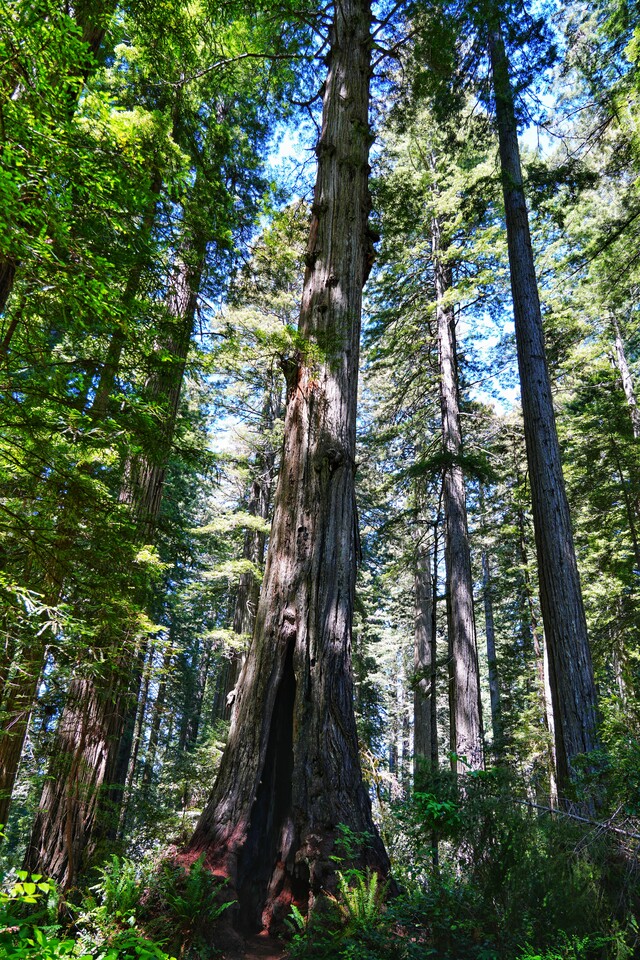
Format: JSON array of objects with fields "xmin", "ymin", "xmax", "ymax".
[
  {"xmin": 489, "ymin": 24, "xmax": 598, "ymax": 795},
  {"xmin": 24, "ymin": 243, "xmax": 203, "ymax": 886},
  {"xmin": 23, "ymin": 671, "xmax": 130, "ymax": 884},
  {"xmin": 186, "ymin": 0, "xmax": 389, "ymax": 934},
  {"xmin": 414, "ymin": 539, "xmax": 438, "ymax": 787},
  {"xmin": 433, "ymin": 221, "xmax": 483, "ymax": 773}
]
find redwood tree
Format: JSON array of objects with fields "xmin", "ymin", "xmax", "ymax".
[
  {"xmin": 433, "ymin": 220, "xmax": 484, "ymax": 773},
  {"xmin": 185, "ymin": 0, "xmax": 390, "ymax": 934},
  {"xmin": 488, "ymin": 17, "xmax": 599, "ymax": 797}
]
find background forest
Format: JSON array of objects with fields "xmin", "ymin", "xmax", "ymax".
[{"xmin": 1, "ymin": 0, "xmax": 640, "ymax": 958}]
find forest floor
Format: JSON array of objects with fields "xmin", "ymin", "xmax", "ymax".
[{"xmin": 235, "ymin": 932, "xmax": 286, "ymax": 960}]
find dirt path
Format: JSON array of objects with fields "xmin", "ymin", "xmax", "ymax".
[
  {"xmin": 218, "ymin": 933, "xmax": 286, "ymax": 960},
  {"xmin": 240, "ymin": 933, "xmax": 286, "ymax": 960}
]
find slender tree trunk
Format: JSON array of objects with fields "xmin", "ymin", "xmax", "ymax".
[
  {"xmin": 516, "ymin": 499, "xmax": 558, "ymax": 805},
  {"xmin": 414, "ymin": 537, "xmax": 438, "ymax": 788},
  {"xmin": 611, "ymin": 314, "xmax": 640, "ymax": 440},
  {"xmin": 179, "ymin": 637, "xmax": 214, "ymax": 809},
  {"xmin": 89, "ymin": 174, "xmax": 162, "ymax": 421},
  {"xmin": 478, "ymin": 486, "xmax": 502, "ymax": 758},
  {"xmin": 488, "ymin": 22, "xmax": 598, "ymax": 797},
  {"xmin": 116, "ymin": 643, "xmax": 154, "ymax": 835},
  {"xmin": 482, "ymin": 546, "xmax": 502, "ymax": 759},
  {"xmin": 0, "ymin": 573, "xmax": 66, "ymax": 829},
  {"xmin": 433, "ymin": 219, "xmax": 483, "ymax": 773},
  {"xmin": 185, "ymin": 1, "xmax": 389, "ymax": 935},
  {"xmin": 542, "ymin": 635, "xmax": 558, "ymax": 806},
  {"xmin": 141, "ymin": 647, "xmax": 172, "ymax": 793},
  {"xmin": 612, "ymin": 445, "xmax": 640, "ymax": 572},
  {"xmin": 0, "ymin": 647, "xmax": 46, "ymax": 827}
]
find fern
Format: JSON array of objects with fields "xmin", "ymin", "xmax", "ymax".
[{"xmin": 333, "ymin": 868, "xmax": 388, "ymax": 933}]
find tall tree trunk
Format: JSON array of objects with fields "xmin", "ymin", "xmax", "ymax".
[
  {"xmin": 482, "ymin": 546, "xmax": 502, "ymax": 759},
  {"xmin": 185, "ymin": 0, "xmax": 388, "ymax": 935},
  {"xmin": 89, "ymin": 173, "xmax": 162, "ymax": 421},
  {"xmin": 611, "ymin": 314, "xmax": 640, "ymax": 440},
  {"xmin": 433, "ymin": 219, "xmax": 483, "ymax": 773},
  {"xmin": 516, "ymin": 499, "xmax": 558, "ymax": 805},
  {"xmin": 488, "ymin": 22, "xmax": 598, "ymax": 797},
  {"xmin": 22, "ymin": 666, "xmax": 131, "ymax": 884},
  {"xmin": 479, "ymin": 486, "xmax": 502, "ymax": 759},
  {"xmin": 24, "ymin": 236, "xmax": 204, "ymax": 885},
  {"xmin": 141, "ymin": 646, "xmax": 172, "ymax": 794},
  {"xmin": 414, "ymin": 536, "xmax": 438, "ymax": 788},
  {"xmin": 0, "ymin": 646, "xmax": 46, "ymax": 828},
  {"xmin": 116, "ymin": 642, "xmax": 155, "ymax": 836},
  {"xmin": 0, "ymin": 571, "xmax": 66, "ymax": 830}
]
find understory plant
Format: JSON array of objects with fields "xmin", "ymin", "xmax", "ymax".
[
  {"xmin": 1, "ymin": 848, "xmax": 235, "ymax": 960},
  {"xmin": 287, "ymin": 773, "xmax": 639, "ymax": 960}
]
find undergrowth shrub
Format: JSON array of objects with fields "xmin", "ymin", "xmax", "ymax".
[
  {"xmin": 385, "ymin": 768, "xmax": 640, "ymax": 959},
  {"xmin": 1, "ymin": 847, "xmax": 233, "ymax": 960},
  {"xmin": 287, "ymin": 775, "xmax": 639, "ymax": 960}
]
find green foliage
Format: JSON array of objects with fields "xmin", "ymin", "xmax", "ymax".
[
  {"xmin": 156, "ymin": 855, "xmax": 233, "ymax": 935},
  {"xmin": 381, "ymin": 772, "xmax": 640, "ymax": 960},
  {"xmin": 86, "ymin": 857, "xmax": 146, "ymax": 927},
  {"xmin": 333, "ymin": 869, "xmax": 388, "ymax": 933},
  {"xmin": 0, "ymin": 860, "xmax": 176, "ymax": 960}
]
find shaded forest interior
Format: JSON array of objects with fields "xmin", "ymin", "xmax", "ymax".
[{"xmin": 2, "ymin": 0, "xmax": 640, "ymax": 958}]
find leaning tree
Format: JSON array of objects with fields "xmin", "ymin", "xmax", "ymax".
[{"xmin": 185, "ymin": 0, "xmax": 390, "ymax": 935}]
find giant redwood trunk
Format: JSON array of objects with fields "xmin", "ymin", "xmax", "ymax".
[
  {"xmin": 433, "ymin": 220, "xmax": 483, "ymax": 773},
  {"xmin": 489, "ymin": 22, "xmax": 599, "ymax": 797},
  {"xmin": 185, "ymin": 0, "xmax": 389, "ymax": 934},
  {"xmin": 24, "ymin": 240, "xmax": 204, "ymax": 886}
]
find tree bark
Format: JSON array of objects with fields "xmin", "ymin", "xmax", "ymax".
[
  {"xmin": 141, "ymin": 647, "xmax": 172, "ymax": 794},
  {"xmin": 515, "ymin": 495, "xmax": 557, "ymax": 799},
  {"xmin": 23, "ymin": 668, "xmax": 130, "ymax": 885},
  {"xmin": 488, "ymin": 22, "xmax": 599, "ymax": 797},
  {"xmin": 482, "ymin": 546, "xmax": 502, "ymax": 760},
  {"xmin": 413, "ymin": 536, "xmax": 438, "ymax": 788},
  {"xmin": 185, "ymin": 0, "xmax": 389, "ymax": 935},
  {"xmin": 611, "ymin": 314, "xmax": 640, "ymax": 440},
  {"xmin": 89, "ymin": 173, "xmax": 163, "ymax": 422},
  {"xmin": 433, "ymin": 219, "xmax": 483, "ymax": 773}
]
